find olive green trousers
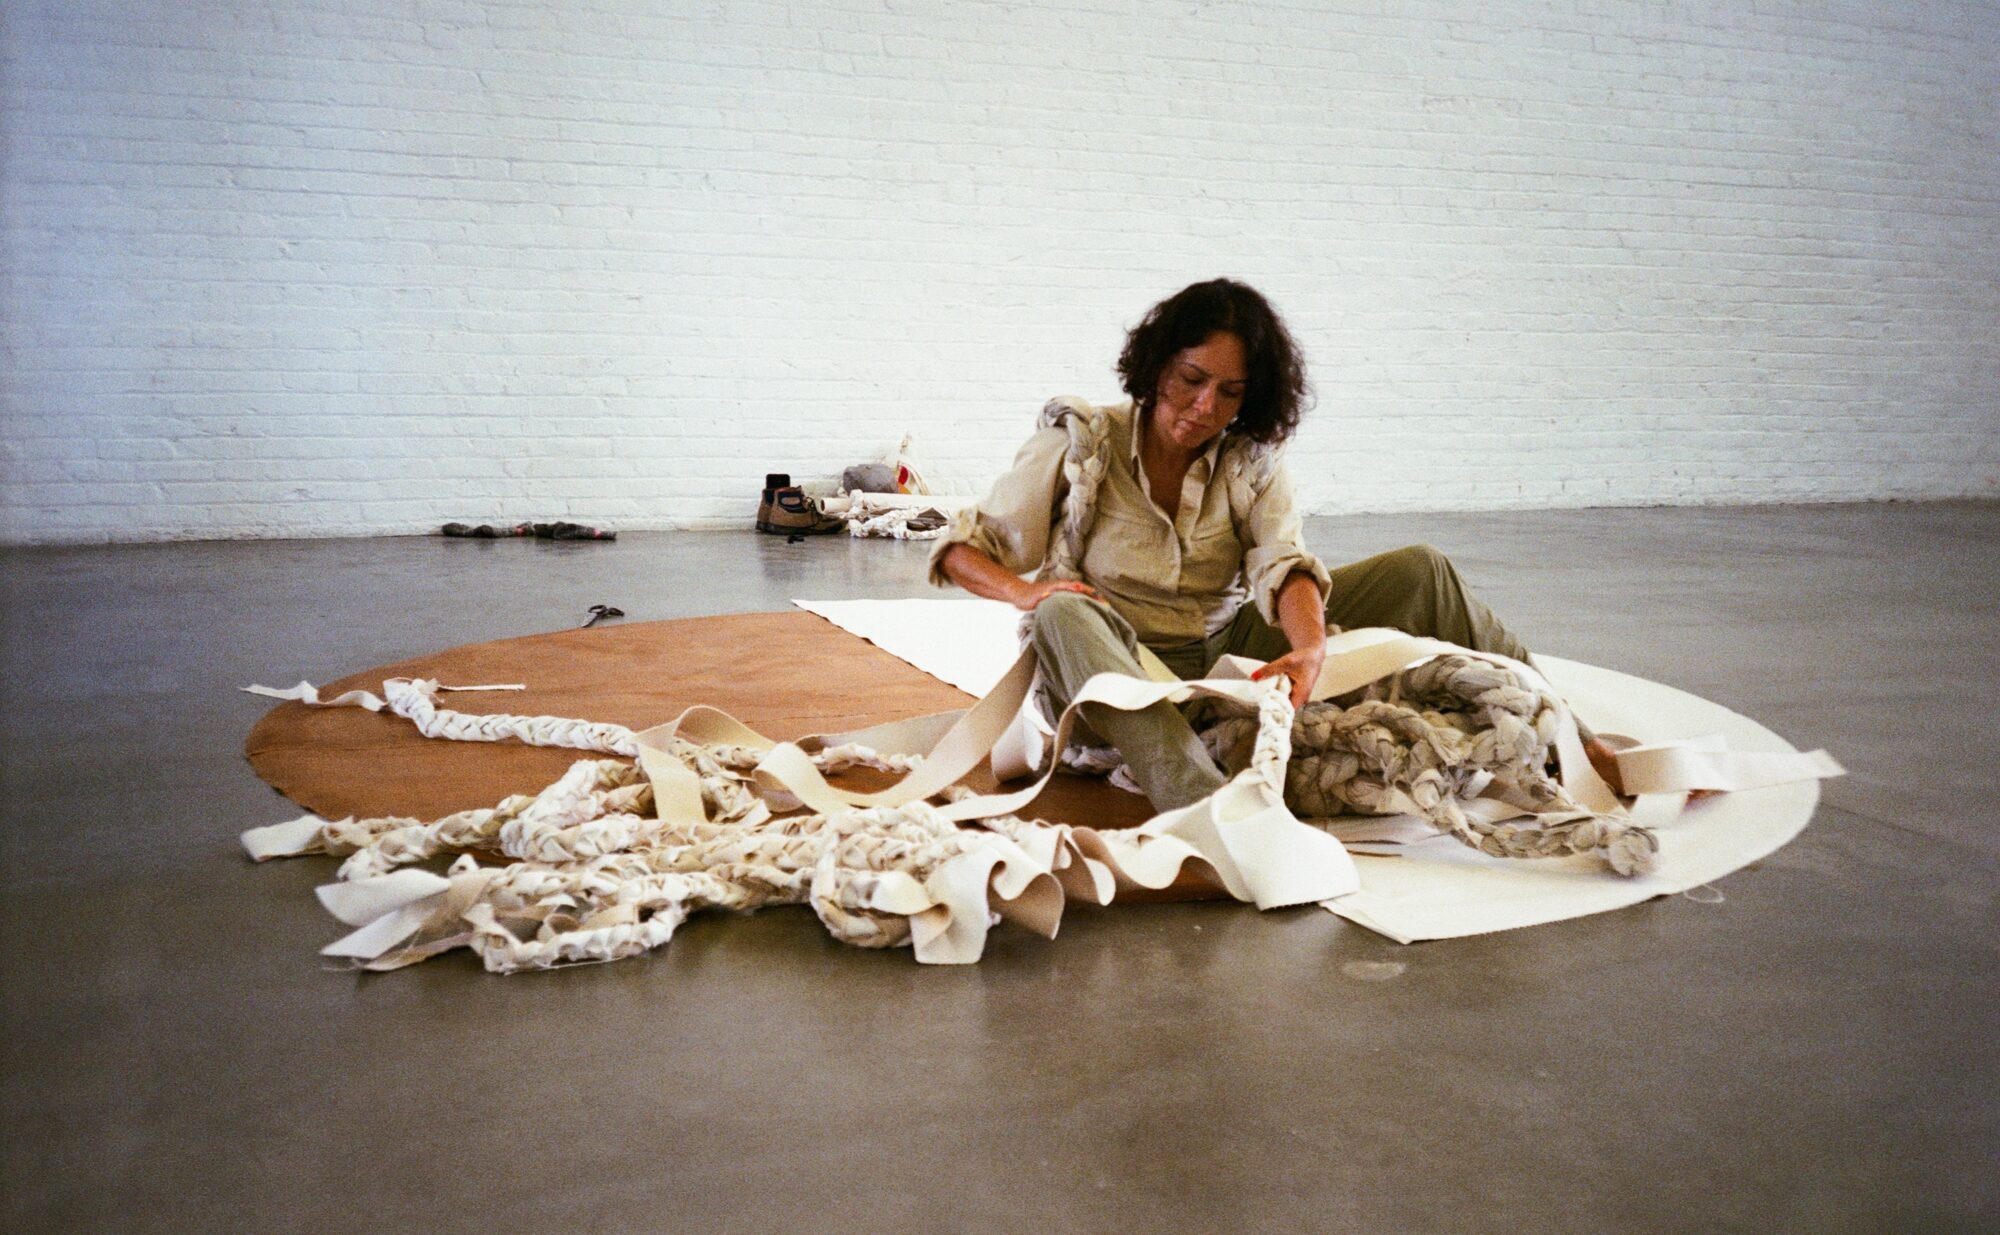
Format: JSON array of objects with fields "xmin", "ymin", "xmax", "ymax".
[{"xmin": 1028, "ymin": 543, "xmax": 1542, "ymax": 811}]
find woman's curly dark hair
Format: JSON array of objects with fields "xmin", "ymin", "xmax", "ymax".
[{"xmin": 1117, "ymin": 278, "xmax": 1310, "ymax": 446}]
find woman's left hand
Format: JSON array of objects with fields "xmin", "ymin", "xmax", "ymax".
[{"xmin": 1251, "ymin": 645, "xmax": 1324, "ymax": 711}]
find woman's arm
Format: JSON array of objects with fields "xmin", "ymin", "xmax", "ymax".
[
  {"xmin": 937, "ymin": 542, "xmax": 1100, "ymax": 612},
  {"xmin": 925, "ymin": 423, "xmax": 1069, "ymax": 591},
  {"xmin": 1249, "ymin": 568, "xmax": 1329, "ymax": 709}
]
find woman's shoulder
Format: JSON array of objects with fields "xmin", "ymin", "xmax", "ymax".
[{"xmin": 1220, "ymin": 436, "xmax": 1284, "ymax": 504}]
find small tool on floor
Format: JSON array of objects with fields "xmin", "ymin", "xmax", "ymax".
[{"xmin": 580, "ymin": 604, "xmax": 624, "ymax": 628}]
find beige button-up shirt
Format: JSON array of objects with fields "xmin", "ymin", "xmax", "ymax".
[{"xmin": 928, "ymin": 398, "xmax": 1331, "ymax": 647}]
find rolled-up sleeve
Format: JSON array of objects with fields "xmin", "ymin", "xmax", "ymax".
[
  {"xmin": 926, "ymin": 425, "xmax": 1068, "ymax": 587},
  {"xmin": 1240, "ymin": 462, "xmax": 1332, "ymax": 624}
]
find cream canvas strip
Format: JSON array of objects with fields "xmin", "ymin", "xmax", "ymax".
[
  {"xmin": 242, "ymin": 814, "xmax": 334, "ymax": 861},
  {"xmin": 1616, "ymin": 738, "xmax": 1845, "ymax": 794},
  {"xmin": 636, "ymin": 650, "xmax": 1043, "ymax": 819},
  {"xmin": 627, "ymin": 649, "xmax": 1360, "ymax": 910}
]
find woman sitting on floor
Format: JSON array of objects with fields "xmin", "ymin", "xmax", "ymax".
[{"xmin": 930, "ymin": 277, "xmax": 1626, "ymax": 810}]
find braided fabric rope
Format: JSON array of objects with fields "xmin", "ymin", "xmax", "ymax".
[
  {"xmin": 1039, "ymin": 399, "xmax": 1108, "ymax": 587},
  {"xmin": 248, "ymin": 673, "xmax": 1206, "ymax": 971},
  {"xmin": 1012, "ymin": 400, "xmax": 1113, "ymax": 710},
  {"xmin": 260, "ymin": 741, "xmax": 1028, "ymax": 973},
  {"xmin": 1201, "ymin": 654, "xmax": 1657, "ymax": 874},
  {"xmin": 381, "ymin": 677, "xmax": 644, "ymax": 756}
]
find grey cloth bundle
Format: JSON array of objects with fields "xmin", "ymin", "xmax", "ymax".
[{"xmin": 841, "ymin": 462, "xmax": 899, "ymax": 493}]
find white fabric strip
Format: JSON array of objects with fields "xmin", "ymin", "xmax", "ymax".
[
  {"xmin": 1616, "ymin": 739, "xmax": 1845, "ymax": 794},
  {"xmin": 241, "ymin": 814, "xmax": 331, "ymax": 861},
  {"xmin": 630, "ymin": 649, "xmax": 1360, "ymax": 912}
]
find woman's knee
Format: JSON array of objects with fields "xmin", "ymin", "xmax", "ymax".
[
  {"xmin": 1028, "ymin": 589, "xmax": 1107, "ymax": 649},
  {"xmin": 1386, "ymin": 542, "xmax": 1456, "ymax": 585},
  {"xmin": 1030, "ymin": 591, "xmax": 1147, "ymax": 692}
]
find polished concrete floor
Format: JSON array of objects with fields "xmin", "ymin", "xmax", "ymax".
[{"xmin": 2, "ymin": 501, "xmax": 1996, "ymax": 1234}]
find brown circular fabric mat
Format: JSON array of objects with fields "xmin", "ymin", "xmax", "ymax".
[{"xmin": 246, "ymin": 609, "xmax": 1154, "ymax": 830}]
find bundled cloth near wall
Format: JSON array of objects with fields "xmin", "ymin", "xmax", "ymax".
[{"xmin": 241, "ymin": 607, "xmax": 1840, "ymax": 971}]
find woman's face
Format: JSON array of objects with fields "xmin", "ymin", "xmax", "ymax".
[{"xmin": 1152, "ymin": 331, "xmax": 1248, "ymax": 454}]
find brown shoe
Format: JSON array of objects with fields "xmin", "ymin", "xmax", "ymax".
[
  {"xmin": 755, "ymin": 473, "xmax": 790, "ymax": 532},
  {"xmin": 759, "ymin": 486, "xmax": 845, "ymax": 535}
]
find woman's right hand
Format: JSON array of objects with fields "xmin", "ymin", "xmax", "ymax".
[
  {"xmin": 937, "ymin": 543, "xmax": 1100, "ymax": 612},
  {"xmin": 1008, "ymin": 578, "xmax": 1100, "ymax": 611}
]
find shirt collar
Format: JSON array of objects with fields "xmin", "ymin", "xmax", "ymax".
[{"xmin": 1127, "ymin": 402, "xmax": 1228, "ymax": 484}]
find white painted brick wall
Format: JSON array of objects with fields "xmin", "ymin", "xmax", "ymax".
[{"xmin": 3, "ymin": 0, "xmax": 1996, "ymax": 543}]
